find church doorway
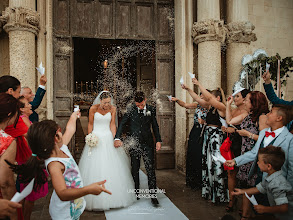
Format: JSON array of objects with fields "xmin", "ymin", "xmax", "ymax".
[{"xmin": 73, "ymin": 38, "xmax": 156, "ymax": 162}]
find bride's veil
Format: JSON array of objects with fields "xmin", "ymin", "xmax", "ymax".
[{"xmin": 93, "ymin": 91, "xmax": 118, "ymax": 127}]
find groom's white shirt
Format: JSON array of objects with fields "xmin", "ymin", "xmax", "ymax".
[{"xmin": 137, "ymin": 105, "xmax": 147, "ymax": 115}]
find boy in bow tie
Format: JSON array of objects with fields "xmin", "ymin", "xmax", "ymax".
[{"xmin": 225, "ymin": 104, "xmax": 293, "ymax": 217}]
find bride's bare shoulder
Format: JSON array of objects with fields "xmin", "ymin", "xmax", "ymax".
[{"xmin": 89, "ymin": 104, "xmax": 99, "ymax": 112}]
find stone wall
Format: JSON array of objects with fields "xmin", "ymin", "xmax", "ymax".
[{"xmin": 248, "ymin": 0, "xmax": 293, "ymax": 100}]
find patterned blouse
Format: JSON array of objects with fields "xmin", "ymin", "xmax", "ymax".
[{"xmin": 194, "ymin": 105, "xmax": 208, "ymax": 124}]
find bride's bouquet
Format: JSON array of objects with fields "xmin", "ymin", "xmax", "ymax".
[{"xmin": 85, "ymin": 133, "xmax": 99, "ymax": 149}]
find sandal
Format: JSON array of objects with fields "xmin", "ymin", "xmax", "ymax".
[{"xmin": 225, "ymin": 205, "xmax": 234, "ymax": 212}]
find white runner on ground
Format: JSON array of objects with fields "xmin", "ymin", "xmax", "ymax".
[{"xmin": 105, "ymin": 170, "xmax": 188, "ymax": 220}]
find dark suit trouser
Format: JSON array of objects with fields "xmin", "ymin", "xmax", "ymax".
[{"xmin": 130, "ymin": 143, "xmax": 157, "ymax": 193}]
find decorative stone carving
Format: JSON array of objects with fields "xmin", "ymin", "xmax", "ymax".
[
  {"xmin": 192, "ymin": 19, "xmax": 227, "ymax": 44},
  {"xmin": 0, "ymin": 7, "xmax": 40, "ymax": 35},
  {"xmin": 55, "ymin": 39, "xmax": 73, "ymax": 56},
  {"xmin": 226, "ymin": 21, "xmax": 257, "ymax": 44}
]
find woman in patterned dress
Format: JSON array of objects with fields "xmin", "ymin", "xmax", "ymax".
[
  {"xmin": 191, "ymin": 77, "xmax": 229, "ymax": 204},
  {"xmin": 226, "ymin": 91, "xmax": 269, "ymax": 218},
  {"xmin": 171, "ymin": 85, "xmax": 209, "ymax": 189}
]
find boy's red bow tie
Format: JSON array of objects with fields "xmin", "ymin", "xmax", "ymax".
[{"xmin": 265, "ymin": 131, "xmax": 275, "ymax": 138}]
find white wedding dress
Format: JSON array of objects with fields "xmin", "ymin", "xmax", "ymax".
[{"xmin": 78, "ymin": 111, "xmax": 136, "ymax": 211}]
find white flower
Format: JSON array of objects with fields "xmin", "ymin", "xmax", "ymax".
[
  {"xmin": 146, "ymin": 111, "xmax": 151, "ymax": 116},
  {"xmin": 85, "ymin": 133, "xmax": 99, "ymax": 148}
]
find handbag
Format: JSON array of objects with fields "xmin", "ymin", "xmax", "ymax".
[{"xmin": 220, "ymin": 134, "xmax": 234, "ymax": 170}]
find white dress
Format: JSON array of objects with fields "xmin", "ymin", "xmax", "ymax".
[{"xmin": 78, "ymin": 112, "xmax": 136, "ymax": 211}]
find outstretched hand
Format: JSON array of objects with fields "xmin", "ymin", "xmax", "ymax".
[
  {"xmin": 224, "ymin": 159, "xmax": 235, "ymax": 167},
  {"xmin": 0, "ymin": 199, "xmax": 22, "ymax": 218},
  {"xmin": 227, "ymin": 96, "xmax": 233, "ymax": 105},
  {"xmin": 231, "ymin": 188, "xmax": 244, "ymax": 196},
  {"xmin": 156, "ymin": 142, "xmax": 161, "ymax": 151},
  {"xmin": 86, "ymin": 180, "xmax": 112, "ymax": 195},
  {"xmin": 192, "ymin": 77, "xmax": 199, "ymax": 85},
  {"xmin": 114, "ymin": 140, "xmax": 122, "ymax": 148},
  {"xmin": 40, "ymin": 75, "xmax": 47, "ymax": 86},
  {"xmin": 181, "ymin": 84, "xmax": 188, "ymax": 90},
  {"xmin": 170, "ymin": 97, "xmax": 178, "ymax": 102},
  {"xmin": 262, "ymin": 70, "xmax": 271, "ymax": 84}
]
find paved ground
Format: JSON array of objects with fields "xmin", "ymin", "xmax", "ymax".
[{"xmin": 31, "ymin": 169, "xmax": 239, "ymax": 220}]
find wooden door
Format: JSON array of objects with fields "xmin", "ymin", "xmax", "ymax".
[{"xmin": 53, "ymin": 0, "xmax": 175, "ymax": 168}]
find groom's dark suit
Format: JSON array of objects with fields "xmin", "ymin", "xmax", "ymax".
[{"xmin": 115, "ymin": 104, "xmax": 162, "ymax": 193}]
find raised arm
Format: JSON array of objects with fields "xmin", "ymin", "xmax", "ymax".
[
  {"xmin": 171, "ymin": 97, "xmax": 197, "ymax": 109},
  {"xmin": 192, "ymin": 77, "xmax": 226, "ymax": 114},
  {"xmin": 62, "ymin": 111, "xmax": 80, "ymax": 146},
  {"xmin": 181, "ymin": 84, "xmax": 210, "ymax": 108},
  {"xmin": 48, "ymin": 161, "xmax": 111, "ymax": 201},
  {"xmin": 263, "ymin": 71, "xmax": 293, "ymax": 105}
]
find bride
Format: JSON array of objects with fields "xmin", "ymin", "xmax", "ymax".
[{"xmin": 78, "ymin": 91, "xmax": 136, "ymax": 210}]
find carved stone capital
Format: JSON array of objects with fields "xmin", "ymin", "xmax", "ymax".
[
  {"xmin": 0, "ymin": 7, "xmax": 40, "ymax": 35},
  {"xmin": 192, "ymin": 19, "xmax": 227, "ymax": 44},
  {"xmin": 226, "ymin": 21, "xmax": 257, "ymax": 44}
]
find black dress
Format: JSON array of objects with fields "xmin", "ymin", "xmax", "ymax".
[{"xmin": 186, "ymin": 105, "xmax": 208, "ymax": 189}]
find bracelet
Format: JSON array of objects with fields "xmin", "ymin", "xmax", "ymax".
[
  {"xmin": 233, "ymin": 159, "xmax": 237, "ymax": 166},
  {"xmin": 249, "ymin": 133, "xmax": 253, "ymax": 139}
]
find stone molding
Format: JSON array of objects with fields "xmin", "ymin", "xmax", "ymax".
[
  {"xmin": 0, "ymin": 7, "xmax": 40, "ymax": 35},
  {"xmin": 192, "ymin": 19, "xmax": 257, "ymax": 45},
  {"xmin": 192, "ymin": 19, "xmax": 227, "ymax": 44},
  {"xmin": 226, "ymin": 21, "xmax": 257, "ymax": 44}
]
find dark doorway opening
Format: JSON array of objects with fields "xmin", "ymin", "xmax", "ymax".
[{"xmin": 73, "ymin": 38, "xmax": 156, "ymax": 95}]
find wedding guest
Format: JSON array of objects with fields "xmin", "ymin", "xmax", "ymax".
[
  {"xmin": 16, "ymin": 96, "xmax": 48, "ymax": 220},
  {"xmin": 6, "ymin": 112, "xmax": 111, "ymax": 220},
  {"xmin": 21, "ymin": 75, "xmax": 47, "ymax": 123},
  {"xmin": 0, "ymin": 93, "xmax": 21, "ymax": 220},
  {"xmin": 223, "ymin": 88, "xmax": 249, "ymax": 212},
  {"xmin": 262, "ymin": 71, "xmax": 293, "ymax": 131},
  {"xmin": 191, "ymin": 77, "xmax": 229, "ymax": 204},
  {"xmin": 232, "ymin": 146, "xmax": 292, "ymax": 220},
  {"xmin": 225, "ymin": 104, "xmax": 293, "ymax": 219},
  {"xmin": 0, "ymin": 199, "xmax": 22, "ymax": 219},
  {"xmin": 226, "ymin": 91, "xmax": 269, "ymax": 218},
  {"xmin": 171, "ymin": 88, "xmax": 209, "ymax": 189},
  {"xmin": 0, "ymin": 75, "xmax": 21, "ymax": 98}
]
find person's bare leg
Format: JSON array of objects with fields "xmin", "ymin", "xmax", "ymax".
[
  {"xmin": 242, "ymin": 194, "xmax": 252, "ymax": 219},
  {"xmin": 227, "ymin": 169, "xmax": 237, "ymax": 210},
  {"xmin": 23, "ymin": 200, "xmax": 34, "ymax": 220}
]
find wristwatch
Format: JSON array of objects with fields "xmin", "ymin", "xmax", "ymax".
[{"xmin": 233, "ymin": 159, "xmax": 237, "ymax": 166}]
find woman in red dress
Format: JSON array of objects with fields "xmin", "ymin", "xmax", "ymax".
[{"xmin": 0, "ymin": 93, "xmax": 22, "ymax": 220}]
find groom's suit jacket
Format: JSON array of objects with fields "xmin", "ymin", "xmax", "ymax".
[
  {"xmin": 235, "ymin": 127, "xmax": 293, "ymax": 186},
  {"xmin": 115, "ymin": 104, "xmax": 162, "ymax": 147}
]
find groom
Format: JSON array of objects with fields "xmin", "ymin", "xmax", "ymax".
[{"xmin": 114, "ymin": 91, "xmax": 162, "ymax": 206}]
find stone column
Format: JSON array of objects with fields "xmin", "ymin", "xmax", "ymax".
[
  {"xmin": 226, "ymin": 0, "xmax": 256, "ymax": 94},
  {"xmin": 46, "ymin": 0, "xmax": 54, "ymax": 119},
  {"xmin": 192, "ymin": 0, "xmax": 224, "ymax": 89},
  {"xmin": 174, "ymin": 0, "xmax": 194, "ymax": 171},
  {"xmin": 0, "ymin": 0, "xmax": 39, "ymax": 91}
]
